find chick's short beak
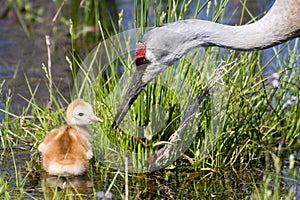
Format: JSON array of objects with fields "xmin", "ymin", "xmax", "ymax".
[{"xmin": 90, "ymin": 115, "xmax": 103, "ymax": 123}]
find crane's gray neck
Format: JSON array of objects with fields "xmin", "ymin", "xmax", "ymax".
[{"xmin": 141, "ymin": 0, "xmax": 300, "ymax": 65}]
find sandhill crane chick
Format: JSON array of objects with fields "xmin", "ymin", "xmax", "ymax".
[{"xmin": 38, "ymin": 99, "xmax": 102, "ymax": 176}]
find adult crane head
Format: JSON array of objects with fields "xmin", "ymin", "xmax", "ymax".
[
  {"xmin": 112, "ymin": 0, "xmax": 300, "ymax": 129},
  {"xmin": 112, "ymin": 27, "xmax": 188, "ymax": 129}
]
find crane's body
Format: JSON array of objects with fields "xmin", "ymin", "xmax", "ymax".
[{"xmin": 113, "ymin": 0, "xmax": 300, "ymax": 129}]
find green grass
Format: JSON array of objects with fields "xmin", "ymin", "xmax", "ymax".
[{"xmin": 0, "ymin": 0, "xmax": 299, "ymax": 199}]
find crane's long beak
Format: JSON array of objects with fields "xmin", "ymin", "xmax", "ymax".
[{"xmin": 112, "ymin": 64, "xmax": 149, "ymax": 129}]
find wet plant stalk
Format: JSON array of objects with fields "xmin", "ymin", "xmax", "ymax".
[{"xmin": 45, "ymin": 35, "xmax": 53, "ymax": 107}]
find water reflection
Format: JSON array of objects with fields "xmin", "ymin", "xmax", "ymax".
[{"xmin": 41, "ymin": 173, "xmax": 92, "ymax": 199}]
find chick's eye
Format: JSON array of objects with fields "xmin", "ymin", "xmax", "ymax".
[{"xmin": 78, "ymin": 113, "xmax": 84, "ymax": 116}]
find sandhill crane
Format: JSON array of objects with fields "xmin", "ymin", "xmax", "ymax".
[{"xmin": 113, "ymin": 0, "xmax": 300, "ymax": 129}]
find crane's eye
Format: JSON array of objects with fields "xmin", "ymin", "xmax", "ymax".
[
  {"xmin": 135, "ymin": 57, "xmax": 148, "ymax": 66},
  {"xmin": 78, "ymin": 113, "xmax": 84, "ymax": 116}
]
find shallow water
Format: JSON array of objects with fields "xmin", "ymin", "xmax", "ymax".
[
  {"xmin": 0, "ymin": 147, "xmax": 298, "ymax": 199},
  {"xmin": 0, "ymin": 0, "xmax": 72, "ymax": 114}
]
